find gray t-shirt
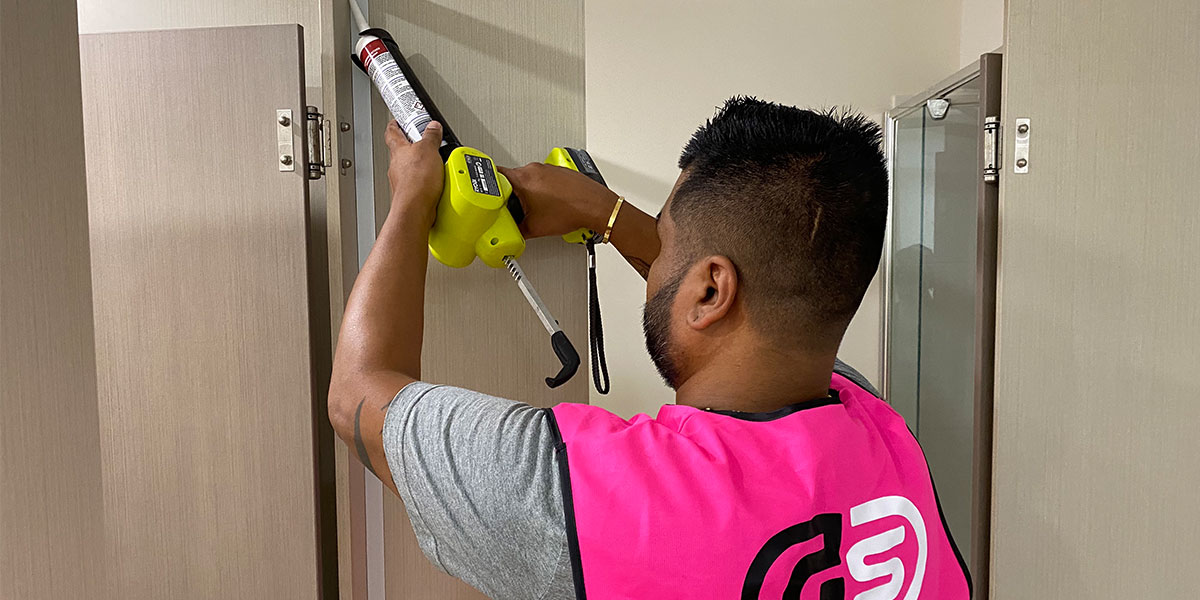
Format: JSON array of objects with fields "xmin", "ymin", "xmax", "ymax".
[{"xmin": 380, "ymin": 359, "xmax": 877, "ymax": 600}]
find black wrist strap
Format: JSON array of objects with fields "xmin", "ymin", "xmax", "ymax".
[{"xmin": 585, "ymin": 238, "xmax": 610, "ymax": 394}]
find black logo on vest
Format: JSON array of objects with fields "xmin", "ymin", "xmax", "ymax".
[
  {"xmin": 740, "ymin": 496, "xmax": 929, "ymax": 600},
  {"xmin": 741, "ymin": 513, "xmax": 844, "ymax": 599}
]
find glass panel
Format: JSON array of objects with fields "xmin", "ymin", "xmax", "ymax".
[
  {"xmin": 888, "ymin": 109, "xmax": 927, "ymax": 427},
  {"xmin": 887, "ymin": 76, "xmax": 981, "ymax": 558}
]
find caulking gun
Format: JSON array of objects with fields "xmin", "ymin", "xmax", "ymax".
[{"xmin": 348, "ymin": 1, "xmax": 610, "ymax": 391}]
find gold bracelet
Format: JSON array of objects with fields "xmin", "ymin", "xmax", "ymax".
[{"xmin": 600, "ymin": 196, "xmax": 624, "ymax": 244}]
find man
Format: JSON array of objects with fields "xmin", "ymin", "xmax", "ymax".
[{"xmin": 328, "ymin": 97, "xmax": 971, "ymax": 599}]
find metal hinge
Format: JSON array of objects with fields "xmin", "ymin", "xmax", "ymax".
[
  {"xmin": 277, "ymin": 109, "xmax": 295, "ymax": 172},
  {"xmin": 982, "ymin": 116, "xmax": 1000, "ymax": 183},
  {"xmin": 305, "ymin": 106, "xmax": 333, "ymax": 180}
]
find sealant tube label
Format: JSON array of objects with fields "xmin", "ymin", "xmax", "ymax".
[{"xmin": 357, "ymin": 36, "xmax": 433, "ymax": 143}]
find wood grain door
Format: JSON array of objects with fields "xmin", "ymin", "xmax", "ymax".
[
  {"xmin": 79, "ymin": 25, "xmax": 331, "ymax": 599},
  {"xmin": 1, "ymin": 1, "xmax": 106, "ymax": 598},
  {"xmin": 991, "ymin": 0, "xmax": 1200, "ymax": 597}
]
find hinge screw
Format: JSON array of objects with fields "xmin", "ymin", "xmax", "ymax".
[
  {"xmin": 1016, "ymin": 158, "xmax": 1028, "ymax": 168},
  {"xmin": 280, "ymin": 154, "xmax": 293, "ymax": 166},
  {"xmin": 278, "ymin": 114, "xmax": 291, "ymax": 127},
  {"xmin": 1017, "ymin": 123, "xmax": 1029, "ymax": 134},
  {"xmin": 339, "ymin": 122, "xmax": 351, "ymax": 132},
  {"xmin": 341, "ymin": 159, "xmax": 353, "ymax": 169}
]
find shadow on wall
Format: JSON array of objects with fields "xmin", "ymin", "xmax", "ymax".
[
  {"xmin": 380, "ymin": 0, "xmax": 583, "ymax": 91},
  {"xmin": 593, "ymin": 158, "xmax": 678, "ymax": 209},
  {"xmin": 404, "ymin": 54, "xmax": 515, "ymax": 165}
]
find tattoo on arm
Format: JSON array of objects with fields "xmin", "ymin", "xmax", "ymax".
[
  {"xmin": 626, "ymin": 255, "xmax": 651, "ymax": 279},
  {"xmin": 352, "ymin": 397, "xmax": 378, "ymax": 478}
]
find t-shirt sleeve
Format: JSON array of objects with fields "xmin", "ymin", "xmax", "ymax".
[{"xmin": 380, "ymin": 382, "xmax": 574, "ymax": 600}]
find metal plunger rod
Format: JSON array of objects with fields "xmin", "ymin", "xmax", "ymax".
[{"xmin": 503, "ymin": 257, "xmax": 563, "ymax": 336}]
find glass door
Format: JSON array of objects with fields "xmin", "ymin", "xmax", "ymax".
[{"xmin": 884, "ymin": 53, "xmax": 1001, "ymax": 595}]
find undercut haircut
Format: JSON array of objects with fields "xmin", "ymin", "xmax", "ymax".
[{"xmin": 671, "ymin": 96, "xmax": 887, "ymax": 349}]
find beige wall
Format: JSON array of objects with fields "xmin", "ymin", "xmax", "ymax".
[
  {"xmin": 586, "ymin": 0, "xmax": 1001, "ymax": 417},
  {"xmin": 1, "ymin": 1, "xmax": 107, "ymax": 598},
  {"xmin": 960, "ymin": 0, "xmax": 1005, "ymax": 66}
]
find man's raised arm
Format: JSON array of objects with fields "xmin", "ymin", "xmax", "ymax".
[
  {"xmin": 500, "ymin": 163, "xmax": 661, "ymax": 280},
  {"xmin": 327, "ymin": 120, "xmax": 445, "ymax": 494}
]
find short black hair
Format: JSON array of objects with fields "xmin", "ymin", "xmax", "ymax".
[{"xmin": 670, "ymin": 96, "xmax": 887, "ymax": 349}]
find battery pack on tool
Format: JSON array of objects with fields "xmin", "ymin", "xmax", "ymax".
[{"xmin": 543, "ymin": 147, "xmax": 609, "ymax": 245}]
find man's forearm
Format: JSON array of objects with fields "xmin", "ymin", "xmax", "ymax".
[{"xmin": 597, "ymin": 200, "xmax": 661, "ymax": 280}]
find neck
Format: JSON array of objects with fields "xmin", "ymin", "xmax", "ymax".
[{"xmin": 673, "ymin": 340, "xmax": 836, "ymax": 414}]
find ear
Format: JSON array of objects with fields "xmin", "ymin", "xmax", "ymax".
[{"xmin": 682, "ymin": 255, "xmax": 738, "ymax": 331}]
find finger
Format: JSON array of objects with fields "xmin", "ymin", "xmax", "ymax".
[
  {"xmin": 497, "ymin": 165, "xmax": 518, "ymax": 184},
  {"xmin": 385, "ymin": 120, "xmax": 409, "ymax": 150},
  {"xmin": 417, "ymin": 121, "xmax": 443, "ymax": 149}
]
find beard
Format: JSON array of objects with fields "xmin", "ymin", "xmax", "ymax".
[{"xmin": 642, "ymin": 270, "xmax": 686, "ymax": 389}]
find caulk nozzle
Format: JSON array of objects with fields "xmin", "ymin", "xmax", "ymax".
[{"xmin": 348, "ymin": 0, "xmax": 369, "ymax": 34}]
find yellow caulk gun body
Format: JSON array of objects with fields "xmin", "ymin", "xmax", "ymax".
[{"xmin": 429, "ymin": 146, "xmax": 524, "ymax": 269}]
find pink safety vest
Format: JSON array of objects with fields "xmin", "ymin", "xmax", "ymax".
[{"xmin": 547, "ymin": 373, "xmax": 971, "ymax": 599}]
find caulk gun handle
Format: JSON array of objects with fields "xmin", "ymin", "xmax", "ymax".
[
  {"xmin": 545, "ymin": 331, "xmax": 580, "ymax": 388},
  {"xmin": 506, "ymin": 193, "xmax": 526, "ymax": 226}
]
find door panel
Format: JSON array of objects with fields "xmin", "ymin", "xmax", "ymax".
[
  {"xmin": 78, "ymin": 9, "xmax": 363, "ymax": 596},
  {"xmin": 993, "ymin": 0, "xmax": 1200, "ymax": 597},
  {"xmin": 79, "ymin": 25, "xmax": 325, "ymax": 599},
  {"xmin": 1, "ymin": 2, "xmax": 106, "ymax": 598}
]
